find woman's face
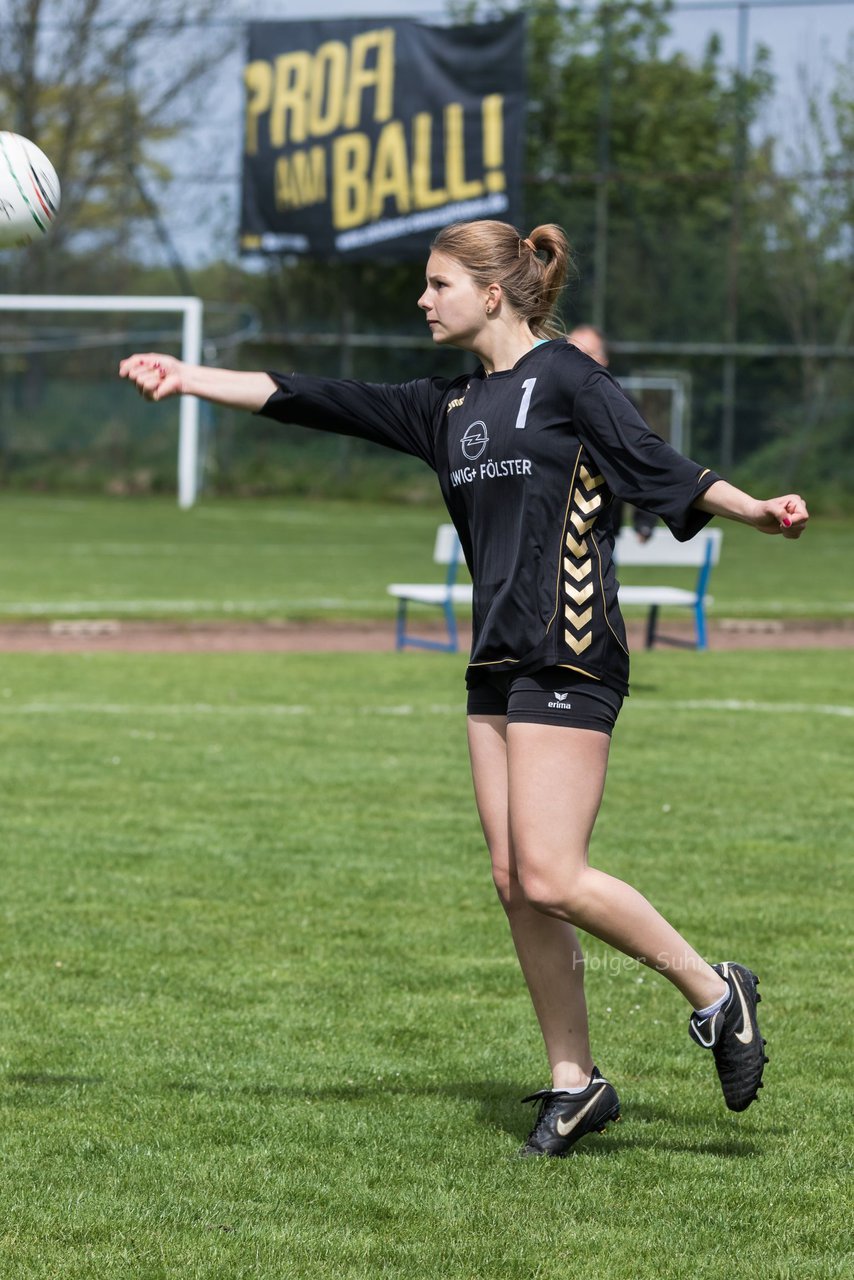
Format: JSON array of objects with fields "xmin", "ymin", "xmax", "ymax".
[{"xmin": 418, "ymin": 251, "xmax": 489, "ymax": 348}]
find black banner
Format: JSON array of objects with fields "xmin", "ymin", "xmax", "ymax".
[{"xmin": 240, "ymin": 15, "xmax": 526, "ymax": 259}]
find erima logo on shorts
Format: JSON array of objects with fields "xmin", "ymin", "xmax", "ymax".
[
  {"xmin": 461, "ymin": 420, "xmax": 489, "ymax": 461},
  {"xmin": 548, "ymin": 693, "xmax": 572, "ymax": 710}
]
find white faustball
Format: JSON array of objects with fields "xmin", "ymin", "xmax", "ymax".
[{"xmin": 0, "ymin": 131, "xmax": 61, "ymax": 249}]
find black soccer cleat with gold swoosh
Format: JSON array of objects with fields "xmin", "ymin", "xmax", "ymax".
[
  {"xmin": 518, "ymin": 1068, "xmax": 621, "ymax": 1157},
  {"xmin": 689, "ymin": 961, "xmax": 768, "ymax": 1111}
]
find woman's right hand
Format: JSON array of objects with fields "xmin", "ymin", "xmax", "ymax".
[{"xmin": 119, "ymin": 352, "xmax": 186, "ymax": 401}]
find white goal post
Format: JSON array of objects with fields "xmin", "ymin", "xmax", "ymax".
[
  {"xmin": 0, "ymin": 294, "xmax": 204, "ymax": 508},
  {"xmin": 619, "ymin": 373, "xmax": 691, "ymax": 454}
]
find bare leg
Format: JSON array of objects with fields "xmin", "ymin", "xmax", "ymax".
[
  {"xmin": 468, "ymin": 715, "xmax": 594, "ymax": 1088},
  {"xmin": 506, "ymin": 722, "xmax": 727, "ymax": 1011}
]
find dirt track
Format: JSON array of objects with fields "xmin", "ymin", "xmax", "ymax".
[{"xmin": 1, "ymin": 617, "xmax": 852, "ymax": 653}]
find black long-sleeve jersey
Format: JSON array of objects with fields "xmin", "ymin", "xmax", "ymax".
[{"xmin": 259, "ymin": 339, "xmax": 720, "ymax": 695}]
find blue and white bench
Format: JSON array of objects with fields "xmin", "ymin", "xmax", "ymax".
[
  {"xmin": 387, "ymin": 524, "xmax": 472, "ymax": 652},
  {"xmin": 387, "ymin": 522, "xmax": 722, "ymax": 653},
  {"xmin": 615, "ymin": 525, "xmax": 722, "ymax": 650}
]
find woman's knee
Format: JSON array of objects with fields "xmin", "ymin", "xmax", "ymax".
[
  {"xmin": 491, "ymin": 862, "xmax": 526, "ymax": 913},
  {"xmin": 516, "ymin": 861, "xmax": 591, "ymax": 922}
]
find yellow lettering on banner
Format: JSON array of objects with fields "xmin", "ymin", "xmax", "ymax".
[
  {"xmin": 411, "ymin": 112, "xmax": 448, "ymax": 209},
  {"xmin": 271, "ymin": 52, "xmax": 312, "ymax": 146},
  {"xmin": 244, "ymin": 60, "xmax": 272, "ymax": 156},
  {"xmin": 481, "ymin": 94, "xmax": 506, "ymax": 192},
  {"xmin": 333, "ymin": 132, "xmax": 371, "ymax": 229},
  {"xmin": 369, "ymin": 120, "xmax": 411, "ymax": 217},
  {"xmin": 445, "ymin": 103, "xmax": 484, "ymax": 201},
  {"xmin": 310, "ymin": 42, "xmax": 347, "ymax": 136},
  {"xmin": 320, "ymin": 83, "xmax": 509, "ymax": 231},
  {"xmin": 275, "ymin": 147, "xmax": 327, "ymax": 209},
  {"xmin": 344, "ymin": 29, "xmax": 395, "ymax": 129}
]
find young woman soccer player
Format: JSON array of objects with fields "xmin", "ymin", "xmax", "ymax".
[{"xmin": 120, "ymin": 220, "xmax": 808, "ymax": 1157}]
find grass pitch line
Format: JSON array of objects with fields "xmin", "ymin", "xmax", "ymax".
[
  {"xmin": 711, "ymin": 599, "xmax": 854, "ymax": 616},
  {"xmin": 0, "ymin": 701, "xmax": 312, "ymax": 717},
  {"xmin": 0, "ymin": 701, "xmax": 463, "ymax": 718},
  {"xmin": 0, "ymin": 698, "xmax": 852, "ymax": 718},
  {"xmin": 633, "ymin": 697, "xmax": 854, "ymax": 718},
  {"xmin": 0, "ymin": 597, "xmax": 382, "ymax": 615}
]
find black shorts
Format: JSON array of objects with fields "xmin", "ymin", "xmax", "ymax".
[{"xmin": 466, "ymin": 667, "xmax": 623, "ymax": 734}]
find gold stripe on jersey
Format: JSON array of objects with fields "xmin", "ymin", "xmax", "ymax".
[
  {"xmin": 575, "ymin": 491, "xmax": 603, "ymax": 517},
  {"xmin": 563, "ymin": 465, "xmax": 606, "ymax": 655},
  {"xmin": 566, "ymin": 630, "xmax": 593, "ymax": 655},
  {"xmin": 570, "ymin": 508, "xmax": 597, "ymax": 536},
  {"xmin": 565, "ymin": 580, "xmax": 593, "ymax": 605},
  {"xmin": 556, "ymin": 662, "xmax": 602, "ymax": 681},
  {"xmin": 565, "ymin": 529, "xmax": 589, "ymax": 558},
  {"xmin": 564, "ymin": 556, "xmax": 592, "ymax": 583},
  {"xmin": 580, "ymin": 464, "xmax": 606, "ymax": 491},
  {"xmin": 564, "ymin": 604, "xmax": 593, "ymax": 629}
]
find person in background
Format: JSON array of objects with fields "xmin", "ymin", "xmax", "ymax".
[{"xmin": 567, "ymin": 324, "xmax": 655, "ymax": 542}]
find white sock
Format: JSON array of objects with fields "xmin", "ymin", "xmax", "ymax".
[
  {"xmin": 693, "ymin": 986, "xmax": 730, "ymax": 1021},
  {"xmin": 556, "ymin": 1077, "xmax": 591, "ymax": 1095}
]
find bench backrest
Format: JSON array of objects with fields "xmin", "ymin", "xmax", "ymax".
[
  {"xmin": 433, "ymin": 523, "xmax": 463, "ymax": 589},
  {"xmin": 432, "ymin": 523, "xmax": 721, "ymax": 592},
  {"xmin": 434, "ymin": 523, "xmax": 462, "ymax": 562},
  {"xmin": 614, "ymin": 525, "xmax": 722, "ymax": 567},
  {"xmin": 437, "ymin": 523, "xmax": 721, "ymax": 568}
]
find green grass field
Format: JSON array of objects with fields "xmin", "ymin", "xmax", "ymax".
[
  {"xmin": 0, "ymin": 496, "xmax": 851, "ymax": 1276},
  {"xmin": 1, "ymin": 646, "xmax": 852, "ymax": 1279},
  {"xmin": 0, "ymin": 494, "xmax": 852, "ymax": 622}
]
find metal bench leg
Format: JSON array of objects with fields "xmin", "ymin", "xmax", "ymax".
[
  {"xmin": 395, "ymin": 598, "xmax": 408, "ymax": 650},
  {"xmin": 645, "ymin": 604, "xmax": 659, "ymax": 649},
  {"xmin": 443, "ymin": 599, "xmax": 458, "ymax": 652}
]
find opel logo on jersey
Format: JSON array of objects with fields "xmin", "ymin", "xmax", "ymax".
[{"xmin": 461, "ymin": 420, "xmax": 489, "ymax": 461}]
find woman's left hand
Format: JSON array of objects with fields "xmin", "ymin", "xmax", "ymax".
[{"xmin": 753, "ymin": 494, "xmax": 809, "ymax": 538}]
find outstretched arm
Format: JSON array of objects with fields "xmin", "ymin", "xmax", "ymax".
[
  {"xmin": 120, "ymin": 352, "xmax": 443, "ymax": 468},
  {"xmin": 694, "ymin": 479, "xmax": 809, "ymax": 539},
  {"xmin": 119, "ymin": 353, "xmax": 276, "ymax": 411}
]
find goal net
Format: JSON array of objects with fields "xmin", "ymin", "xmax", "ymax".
[{"xmin": 0, "ymin": 295, "xmax": 204, "ymax": 507}]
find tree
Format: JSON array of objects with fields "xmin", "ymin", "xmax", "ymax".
[
  {"xmin": 0, "ymin": 0, "xmax": 235, "ymax": 291},
  {"xmin": 449, "ymin": 0, "xmax": 775, "ymax": 343},
  {"xmin": 733, "ymin": 39, "xmax": 854, "ymax": 500}
]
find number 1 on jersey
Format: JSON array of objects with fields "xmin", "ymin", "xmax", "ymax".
[{"xmin": 515, "ymin": 378, "xmax": 537, "ymax": 430}]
